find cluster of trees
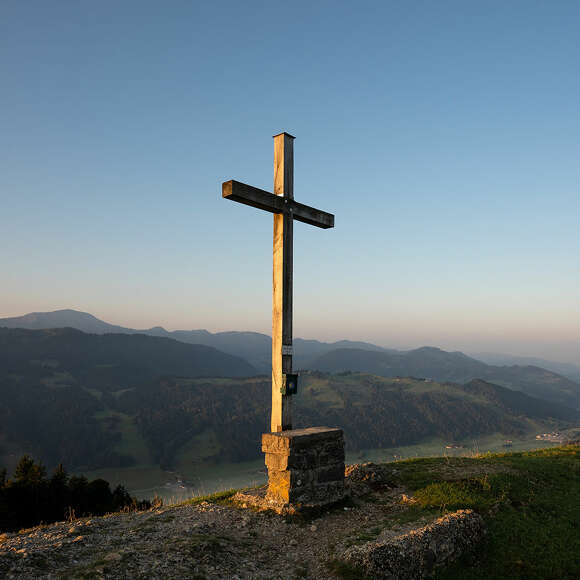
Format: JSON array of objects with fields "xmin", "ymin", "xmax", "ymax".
[
  {"xmin": 3, "ymin": 327, "xmax": 576, "ymax": 473},
  {"xmin": 0, "ymin": 327, "xmax": 256, "ymax": 471},
  {"xmin": 115, "ymin": 373, "xmax": 540, "ymax": 466},
  {"xmin": 0, "ymin": 374, "xmax": 133, "ymax": 470},
  {"xmin": 297, "ymin": 377, "xmax": 528, "ymax": 450},
  {"xmin": 116, "ymin": 378, "xmax": 271, "ymax": 468},
  {"xmin": 0, "ymin": 455, "xmax": 150, "ymax": 532}
]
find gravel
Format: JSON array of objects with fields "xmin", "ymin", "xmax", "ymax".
[{"xmin": 0, "ymin": 463, "xmax": 487, "ymax": 579}]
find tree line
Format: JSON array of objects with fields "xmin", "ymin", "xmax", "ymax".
[{"xmin": 0, "ymin": 455, "xmax": 152, "ymax": 532}]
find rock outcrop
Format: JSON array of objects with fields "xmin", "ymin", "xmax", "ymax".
[{"xmin": 342, "ymin": 509, "xmax": 485, "ymax": 579}]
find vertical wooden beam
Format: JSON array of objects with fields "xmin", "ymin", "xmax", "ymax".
[{"xmin": 272, "ymin": 132, "xmax": 294, "ymax": 432}]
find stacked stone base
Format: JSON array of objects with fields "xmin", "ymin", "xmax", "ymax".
[{"xmin": 260, "ymin": 426, "xmax": 346, "ymax": 511}]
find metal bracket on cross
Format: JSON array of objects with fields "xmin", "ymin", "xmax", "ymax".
[{"xmin": 280, "ymin": 373, "xmax": 299, "ymax": 396}]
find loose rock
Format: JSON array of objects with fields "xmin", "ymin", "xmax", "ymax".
[{"xmin": 0, "ymin": 464, "xmax": 487, "ymax": 579}]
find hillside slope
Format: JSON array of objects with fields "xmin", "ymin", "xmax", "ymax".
[
  {"xmin": 3, "ymin": 310, "xmax": 579, "ymax": 402},
  {"xmin": 471, "ymin": 351, "xmax": 580, "ymax": 383},
  {"xmin": 114, "ymin": 371, "xmax": 577, "ymax": 468},
  {"xmin": 1, "ymin": 445, "xmax": 577, "ymax": 579},
  {"xmin": 310, "ymin": 346, "xmax": 580, "ymax": 407},
  {"xmin": 0, "ymin": 309, "xmax": 388, "ymax": 372},
  {"xmin": 0, "ymin": 328, "xmax": 256, "ymax": 469},
  {"xmin": 2, "ymin": 344, "xmax": 577, "ymax": 472},
  {"xmin": 0, "ymin": 327, "xmax": 256, "ymax": 381},
  {"xmin": 0, "ymin": 310, "xmax": 129, "ymax": 334}
]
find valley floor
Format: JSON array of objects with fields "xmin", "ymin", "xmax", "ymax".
[
  {"xmin": 1, "ymin": 445, "xmax": 578, "ymax": 579},
  {"xmin": 82, "ymin": 431, "xmax": 559, "ymax": 503}
]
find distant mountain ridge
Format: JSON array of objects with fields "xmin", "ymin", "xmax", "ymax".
[
  {"xmin": 2, "ymin": 309, "xmax": 580, "ymax": 407},
  {"xmin": 0, "ymin": 310, "xmax": 130, "ymax": 334},
  {"xmin": 0, "ymin": 309, "xmax": 387, "ymax": 371},
  {"xmin": 309, "ymin": 346, "xmax": 580, "ymax": 407},
  {"xmin": 0, "ymin": 320, "xmax": 578, "ymax": 474},
  {"xmin": 0, "ymin": 327, "xmax": 256, "ymax": 380},
  {"xmin": 470, "ymin": 351, "xmax": 580, "ymax": 384},
  {"xmin": 1, "ymin": 342, "xmax": 577, "ymax": 472}
]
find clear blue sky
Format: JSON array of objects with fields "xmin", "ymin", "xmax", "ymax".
[{"xmin": 1, "ymin": 1, "xmax": 579, "ymax": 361}]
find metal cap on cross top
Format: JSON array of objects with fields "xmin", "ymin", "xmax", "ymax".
[{"xmin": 221, "ymin": 132, "xmax": 335, "ymax": 433}]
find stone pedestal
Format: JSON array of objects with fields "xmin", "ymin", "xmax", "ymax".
[{"xmin": 261, "ymin": 426, "xmax": 346, "ymax": 509}]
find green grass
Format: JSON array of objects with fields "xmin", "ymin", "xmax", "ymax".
[
  {"xmin": 112, "ymin": 387, "xmax": 134, "ymax": 398},
  {"xmin": 93, "ymin": 409, "xmax": 152, "ymax": 464},
  {"xmin": 345, "ymin": 430, "xmax": 557, "ymax": 466},
  {"xmin": 384, "ymin": 445, "xmax": 580, "ymax": 580},
  {"xmin": 174, "ymin": 427, "xmax": 222, "ymax": 467},
  {"xmin": 181, "ymin": 488, "xmax": 238, "ymax": 506},
  {"xmin": 41, "ymin": 371, "xmax": 76, "ymax": 389},
  {"xmin": 76, "ymin": 428, "xmax": 555, "ymax": 505},
  {"xmin": 176, "ymin": 377, "xmax": 236, "ymax": 386},
  {"xmin": 300, "ymin": 376, "xmax": 345, "ymax": 408},
  {"xmin": 327, "ymin": 559, "xmax": 372, "ymax": 580},
  {"xmin": 350, "ymin": 525, "xmax": 384, "ymax": 545}
]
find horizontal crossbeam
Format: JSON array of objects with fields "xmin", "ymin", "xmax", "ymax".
[{"xmin": 222, "ymin": 180, "xmax": 334, "ymax": 229}]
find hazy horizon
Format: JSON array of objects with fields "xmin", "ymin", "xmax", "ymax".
[
  {"xmin": 1, "ymin": 306, "xmax": 578, "ymax": 365},
  {"xmin": 2, "ymin": 2, "xmax": 579, "ymax": 365}
]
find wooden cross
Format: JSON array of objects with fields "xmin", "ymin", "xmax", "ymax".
[{"xmin": 222, "ymin": 132, "xmax": 334, "ymax": 432}]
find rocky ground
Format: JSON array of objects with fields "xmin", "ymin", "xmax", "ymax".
[{"xmin": 0, "ymin": 462, "xmax": 494, "ymax": 579}]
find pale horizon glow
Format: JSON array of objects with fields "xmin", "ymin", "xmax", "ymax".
[
  {"xmin": 1, "ymin": 304, "xmax": 578, "ymax": 364},
  {"xmin": 1, "ymin": 2, "xmax": 579, "ymax": 364}
]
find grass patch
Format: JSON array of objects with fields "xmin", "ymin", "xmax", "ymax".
[
  {"xmin": 112, "ymin": 387, "xmax": 134, "ymax": 398},
  {"xmin": 353, "ymin": 525, "xmax": 383, "ymax": 543},
  {"xmin": 393, "ymin": 457, "xmax": 448, "ymax": 488},
  {"xmin": 174, "ymin": 427, "xmax": 222, "ymax": 467},
  {"xmin": 388, "ymin": 504, "xmax": 440, "ymax": 526},
  {"xmin": 91, "ymin": 409, "xmax": 151, "ymax": 465},
  {"xmin": 414, "ymin": 475, "xmax": 507, "ymax": 512},
  {"xmin": 109, "ymin": 411, "xmax": 151, "ymax": 464},
  {"xmin": 177, "ymin": 377, "xmax": 235, "ymax": 386},
  {"xmin": 299, "ymin": 376, "xmax": 345, "ymax": 409},
  {"xmin": 181, "ymin": 488, "xmax": 238, "ymax": 507},
  {"xmin": 327, "ymin": 558, "xmax": 371, "ymax": 580},
  {"xmin": 81, "ymin": 385, "xmax": 101, "ymax": 399},
  {"xmin": 384, "ymin": 445, "xmax": 579, "ymax": 580}
]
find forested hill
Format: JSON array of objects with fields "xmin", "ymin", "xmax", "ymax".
[
  {"xmin": 1, "ymin": 343, "xmax": 578, "ymax": 472},
  {"xmin": 1, "ymin": 326, "xmax": 578, "ymax": 475},
  {"xmin": 114, "ymin": 373, "xmax": 577, "ymax": 469},
  {"xmin": 4, "ymin": 311, "xmax": 579, "ymax": 407},
  {"xmin": 308, "ymin": 347, "xmax": 580, "ymax": 407},
  {"xmin": 0, "ymin": 327, "xmax": 253, "ymax": 471},
  {"xmin": 0, "ymin": 327, "xmax": 256, "ymax": 381},
  {"xmin": 0, "ymin": 309, "xmax": 388, "ymax": 372}
]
